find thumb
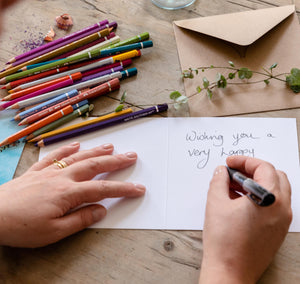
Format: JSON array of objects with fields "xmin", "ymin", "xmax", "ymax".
[{"xmin": 207, "ymin": 165, "xmax": 231, "ymax": 202}]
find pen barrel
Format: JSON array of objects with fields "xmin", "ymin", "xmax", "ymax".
[{"xmin": 243, "ymin": 179, "xmax": 275, "ymax": 206}]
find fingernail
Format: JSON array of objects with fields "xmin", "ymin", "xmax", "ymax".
[
  {"xmin": 134, "ymin": 183, "xmax": 146, "ymax": 192},
  {"xmin": 214, "ymin": 166, "xmax": 223, "ymax": 176},
  {"xmin": 125, "ymin": 152, "xmax": 137, "ymax": 159},
  {"xmin": 92, "ymin": 206, "xmax": 106, "ymax": 222},
  {"xmin": 70, "ymin": 142, "xmax": 80, "ymax": 147},
  {"xmin": 102, "ymin": 143, "xmax": 113, "ymax": 150}
]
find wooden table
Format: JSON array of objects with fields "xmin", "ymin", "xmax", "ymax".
[{"xmin": 0, "ymin": 0, "xmax": 300, "ymax": 283}]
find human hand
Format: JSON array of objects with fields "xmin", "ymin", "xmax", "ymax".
[
  {"xmin": 199, "ymin": 156, "xmax": 292, "ymax": 284},
  {"xmin": 0, "ymin": 142, "xmax": 145, "ymax": 248}
]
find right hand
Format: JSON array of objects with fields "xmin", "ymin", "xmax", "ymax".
[{"xmin": 199, "ymin": 156, "xmax": 292, "ymax": 284}]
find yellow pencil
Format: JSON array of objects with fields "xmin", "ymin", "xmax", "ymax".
[{"xmin": 28, "ymin": 108, "xmax": 133, "ymax": 143}]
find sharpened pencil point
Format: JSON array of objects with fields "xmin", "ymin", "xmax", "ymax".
[{"xmin": 18, "ymin": 120, "xmax": 26, "ymax": 126}]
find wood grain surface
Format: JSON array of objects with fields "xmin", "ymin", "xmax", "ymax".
[{"xmin": 0, "ymin": 1, "xmax": 299, "ymax": 283}]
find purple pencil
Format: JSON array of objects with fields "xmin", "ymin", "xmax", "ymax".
[
  {"xmin": 10, "ymin": 22, "xmax": 118, "ymax": 68},
  {"xmin": 79, "ymin": 66, "xmax": 123, "ymax": 83},
  {"xmin": 8, "ymin": 20, "xmax": 109, "ymax": 63},
  {"xmin": 36, "ymin": 104, "xmax": 169, "ymax": 147},
  {"xmin": 52, "ymin": 32, "xmax": 116, "ymax": 60},
  {"xmin": 0, "ymin": 78, "xmax": 74, "ymax": 110}
]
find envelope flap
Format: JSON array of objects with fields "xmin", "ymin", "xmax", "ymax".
[{"xmin": 174, "ymin": 5, "xmax": 295, "ymax": 46}]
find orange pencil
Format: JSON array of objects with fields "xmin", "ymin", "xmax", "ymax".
[
  {"xmin": 19, "ymin": 78, "xmax": 120, "ymax": 125},
  {"xmin": 2, "ymin": 72, "xmax": 82, "ymax": 101},
  {"xmin": 0, "ymin": 105, "xmax": 74, "ymax": 146},
  {"xmin": 1, "ymin": 66, "xmax": 70, "ymax": 90}
]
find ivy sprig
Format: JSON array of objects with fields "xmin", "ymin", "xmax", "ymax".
[{"xmin": 178, "ymin": 61, "xmax": 300, "ymax": 100}]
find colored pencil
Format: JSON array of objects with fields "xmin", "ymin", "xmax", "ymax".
[
  {"xmin": 19, "ymin": 97, "xmax": 88, "ymax": 126},
  {"xmin": 3, "ymin": 72, "xmax": 82, "ymax": 101},
  {"xmin": 7, "ymin": 20, "xmax": 110, "ymax": 64},
  {"xmin": 104, "ymin": 32, "xmax": 150, "ymax": 50},
  {"xmin": 14, "ymin": 28, "xmax": 113, "ymax": 71},
  {"xmin": 18, "ymin": 59, "xmax": 63, "ymax": 71},
  {"xmin": 1, "ymin": 67, "xmax": 70, "ymax": 90},
  {"xmin": 33, "ymin": 40, "xmax": 152, "ymax": 68},
  {"xmin": 8, "ymin": 50, "xmax": 140, "ymax": 109},
  {"xmin": 0, "ymin": 105, "xmax": 75, "ymax": 146},
  {"xmin": 36, "ymin": 104, "xmax": 169, "ymax": 147},
  {"xmin": 55, "ymin": 33, "xmax": 120, "ymax": 59},
  {"xmin": 18, "ymin": 77, "xmax": 121, "ymax": 125},
  {"xmin": 26, "ymin": 104, "xmax": 91, "ymax": 141},
  {"xmin": 3, "ymin": 28, "xmax": 111, "ymax": 76},
  {"xmin": 77, "ymin": 65, "xmax": 123, "ymax": 83},
  {"xmin": 29, "ymin": 108, "xmax": 133, "ymax": 143},
  {"xmin": 0, "ymin": 42, "xmax": 142, "ymax": 84},
  {"xmin": 0, "ymin": 78, "xmax": 74, "ymax": 110},
  {"xmin": 14, "ymin": 89, "xmax": 79, "ymax": 121},
  {"xmin": 10, "ymin": 58, "xmax": 132, "ymax": 93}
]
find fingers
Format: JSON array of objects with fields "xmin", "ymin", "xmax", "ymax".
[
  {"xmin": 51, "ymin": 180, "xmax": 146, "ymax": 240},
  {"xmin": 50, "ymin": 143, "xmax": 115, "ymax": 170},
  {"xmin": 53, "ymin": 204, "xmax": 107, "ymax": 240},
  {"xmin": 65, "ymin": 152, "xmax": 139, "ymax": 181},
  {"xmin": 207, "ymin": 166, "xmax": 231, "ymax": 202},
  {"xmin": 29, "ymin": 142, "xmax": 80, "ymax": 171},
  {"xmin": 226, "ymin": 156, "xmax": 290, "ymax": 195},
  {"xmin": 71, "ymin": 180, "xmax": 146, "ymax": 204},
  {"xmin": 226, "ymin": 155, "xmax": 278, "ymax": 189}
]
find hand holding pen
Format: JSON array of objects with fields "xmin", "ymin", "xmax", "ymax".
[{"xmin": 200, "ymin": 156, "xmax": 292, "ymax": 284}]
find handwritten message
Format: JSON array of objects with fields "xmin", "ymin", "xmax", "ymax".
[{"xmin": 185, "ymin": 130, "xmax": 276, "ymax": 169}]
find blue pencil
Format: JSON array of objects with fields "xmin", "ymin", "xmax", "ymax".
[
  {"xmin": 25, "ymin": 41, "xmax": 153, "ymax": 68},
  {"xmin": 19, "ymin": 59, "xmax": 63, "ymax": 71},
  {"xmin": 14, "ymin": 89, "xmax": 79, "ymax": 121}
]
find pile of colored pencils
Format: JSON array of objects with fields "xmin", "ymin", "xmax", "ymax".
[{"xmin": 0, "ymin": 20, "xmax": 158, "ymax": 147}]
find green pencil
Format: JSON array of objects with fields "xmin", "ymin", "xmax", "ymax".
[
  {"xmin": 104, "ymin": 32, "xmax": 150, "ymax": 49},
  {"xmin": 26, "ymin": 104, "xmax": 90, "ymax": 141}
]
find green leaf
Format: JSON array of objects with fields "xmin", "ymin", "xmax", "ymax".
[
  {"xmin": 120, "ymin": 91, "xmax": 127, "ymax": 104},
  {"xmin": 196, "ymin": 86, "xmax": 202, "ymax": 93},
  {"xmin": 115, "ymin": 104, "xmax": 124, "ymax": 112},
  {"xmin": 238, "ymin": 68, "xmax": 253, "ymax": 79},
  {"xmin": 176, "ymin": 95, "xmax": 188, "ymax": 104},
  {"xmin": 210, "ymin": 65, "xmax": 214, "ymax": 68},
  {"xmin": 170, "ymin": 91, "xmax": 182, "ymax": 100},
  {"xmin": 216, "ymin": 73, "xmax": 227, "ymax": 88},
  {"xmin": 174, "ymin": 95, "xmax": 188, "ymax": 110},
  {"xmin": 228, "ymin": 61, "xmax": 235, "ymax": 67},
  {"xmin": 286, "ymin": 68, "xmax": 300, "ymax": 93},
  {"xmin": 206, "ymin": 89, "xmax": 212, "ymax": 99},
  {"xmin": 203, "ymin": 77, "xmax": 209, "ymax": 88},
  {"xmin": 228, "ymin": 72, "xmax": 235, "ymax": 79},
  {"xmin": 264, "ymin": 79, "xmax": 270, "ymax": 85},
  {"xmin": 270, "ymin": 63, "xmax": 278, "ymax": 70},
  {"xmin": 182, "ymin": 70, "xmax": 194, "ymax": 79}
]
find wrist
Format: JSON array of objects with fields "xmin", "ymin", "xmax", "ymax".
[{"xmin": 199, "ymin": 258, "xmax": 254, "ymax": 284}]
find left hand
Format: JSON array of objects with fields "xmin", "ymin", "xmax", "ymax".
[{"xmin": 0, "ymin": 142, "xmax": 145, "ymax": 248}]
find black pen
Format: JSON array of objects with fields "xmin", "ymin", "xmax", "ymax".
[{"xmin": 226, "ymin": 167, "xmax": 275, "ymax": 206}]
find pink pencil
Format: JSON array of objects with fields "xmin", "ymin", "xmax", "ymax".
[{"xmin": 0, "ymin": 78, "xmax": 74, "ymax": 110}]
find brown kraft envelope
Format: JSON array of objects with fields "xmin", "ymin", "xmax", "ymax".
[{"xmin": 173, "ymin": 5, "xmax": 300, "ymax": 116}]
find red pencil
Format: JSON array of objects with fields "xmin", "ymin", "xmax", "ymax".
[
  {"xmin": 0, "ymin": 105, "xmax": 74, "ymax": 146},
  {"xmin": 19, "ymin": 78, "xmax": 120, "ymax": 125},
  {"xmin": 1, "ymin": 66, "xmax": 70, "ymax": 90}
]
